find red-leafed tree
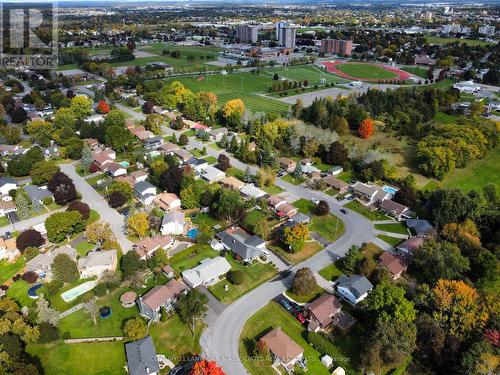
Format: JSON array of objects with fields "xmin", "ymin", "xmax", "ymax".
[
  {"xmin": 189, "ymin": 359, "xmax": 226, "ymax": 375},
  {"xmin": 48, "ymin": 172, "xmax": 77, "ymax": 205},
  {"xmin": 22, "ymin": 271, "xmax": 38, "ymax": 284},
  {"xmin": 358, "ymin": 118, "xmax": 374, "ymax": 139},
  {"xmin": 16, "ymin": 229, "xmax": 45, "ymax": 251},
  {"xmin": 67, "ymin": 200, "xmax": 90, "ymax": 220},
  {"xmin": 96, "ymin": 100, "xmax": 110, "ymax": 114},
  {"xmin": 484, "ymin": 328, "xmax": 500, "ymax": 347}
]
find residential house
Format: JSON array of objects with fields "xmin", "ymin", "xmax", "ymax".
[
  {"xmin": 107, "ymin": 162, "xmax": 127, "ymax": 177},
  {"xmin": 160, "ymin": 142, "xmax": 179, "ymax": 155},
  {"xmin": 26, "ymin": 245, "xmax": 77, "ymax": 280},
  {"xmin": 154, "ymin": 192, "xmax": 181, "ymax": 212},
  {"xmin": 220, "ymin": 176, "xmax": 245, "ymax": 191},
  {"xmin": 453, "ymin": 80, "xmax": 481, "ymax": 93},
  {"xmin": 84, "ymin": 114, "xmax": 105, "ymax": 124},
  {"xmin": 187, "ymin": 157, "xmax": 209, "ymax": 174},
  {"xmin": 306, "ymin": 294, "xmax": 342, "ymax": 332},
  {"xmin": 138, "ymin": 279, "xmax": 188, "ymax": 321},
  {"xmin": 279, "ymin": 157, "xmax": 297, "ymax": 172},
  {"xmin": 378, "ymin": 252, "xmax": 407, "ymax": 280},
  {"xmin": 160, "ymin": 211, "xmax": 185, "ymax": 235},
  {"xmin": 302, "ymin": 164, "xmax": 321, "ymax": 178},
  {"xmin": 405, "ymin": 219, "xmax": 434, "ymax": 237},
  {"xmin": 116, "ymin": 170, "xmax": 148, "ymax": 188},
  {"xmin": 335, "ymin": 274, "xmax": 373, "ymax": 305},
  {"xmin": 144, "ymin": 136, "xmax": 164, "ymax": 150},
  {"xmin": 125, "ymin": 336, "xmax": 160, "ymax": 375},
  {"xmin": 209, "ymin": 127, "xmax": 228, "ymax": 142},
  {"xmin": 134, "ymin": 235, "xmax": 173, "ymax": 260},
  {"xmin": 77, "ymin": 250, "xmax": 117, "ymax": 279},
  {"xmin": 182, "ymin": 256, "xmax": 232, "ymax": 288},
  {"xmin": 0, "ymin": 199, "xmax": 16, "ymax": 217},
  {"xmin": 351, "ymin": 182, "xmax": 390, "ymax": 205},
  {"xmin": 173, "ymin": 148, "xmax": 192, "ymax": 163},
  {"xmin": 260, "ymin": 327, "xmax": 304, "ymax": 372},
  {"xmin": 277, "ymin": 203, "xmax": 298, "ymax": 218},
  {"xmin": 240, "ymin": 184, "xmax": 267, "ymax": 200},
  {"xmin": 396, "ymin": 237, "xmax": 425, "ymax": 256},
  {"xmin": 200, "ymin": 166, "xmax": 226, "ymax": 184},
  {"xmin": 289, "ymin": 213, "xmax": 310, "ymax": 225},
  {"xmin": 378, "ymin": 200, "xmax": 409, "ymax": 221},
  {"xmin": 128, "ymin": 125, "xmax": 153, "ymax": 141},
  {"xmin": 0, "ymin": 177, "xmax": 17, "ymax": 196},
  {"xmin": 42, "ymin": 146, "xmax": 60, "ymax": 160},
  {"xmin": 84, "ymin": 138, "xmax": 99, "ymax": 150},
  {"xmin": 24, "ymin": 185, "xmax": 53, "ymax": 206},
  {"xmin": 414, "ymin": 53, "xmax": 436, "ymax": 65},
  {"xmin": 267, "ymin": 195, "xmax": 286, "ymax": 210},
  {"xmin": 0, "ymin": 145, "xmax": 24, "ymax": 157},
  {"xmin": 322, "ymin": 176, "xmax": 349, "ymax": 194},
  {"xmin": 92, "ymin": 149, "xmax": 116, "ymax": 171},
  {"xmin": 330, "ymin": 166, "xmax": 343, "ymax": 176},
  {"xmin": 0, "ymin": 237, "xmax": 20, "ymax": 262},
  {"xmin": 216, "ymin": 227, "xmax": 267, "ymax": 263},
  {"xmin": 134, "ymin": 181, "xmax": 157, "ymax": 205}
]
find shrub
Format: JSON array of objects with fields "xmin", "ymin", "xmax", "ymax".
[
  {"xmin": 38, "ymin": 323, "xmax": 60, "ymax": 343},
  {"xmin": 93, "ymin": 282, "xmax": 107, "ymax": 297},
  {"xmin": 315, "ymin": 200, "xmax": 329, "ymax": 216},
  {"xmin": 227, "ymin": 270, "xmax": 244, "ymax": 285},
  {"xmin": 109, "ymin": 191, "xmax": 126, "ymax": 208},
  {"xmin": 42, "ymin": 196, "xmax": 53, "ymax": 205},
  {"xmin": 43, "ymin": 279, "xmax": 63, "ymax": 298},
  {"xmin": 23, "ymin": 247, "xmax": 40, "ymax": 261},
  {"xmin": 16, "ymin": 229, "xmax": 45, "ymax": 251},
  {"xmin": 67, "ymin": 200, "xmax": 90, "ymax": 220},
  {"xmin": 62, "ymin": 332, "xmax": 71, "ymax": 340},
  {"xmin": 307, "ymin": 332, "xmax": 337, "ymax": 358},
  {"xmin": 22, "ymin": 271, "xmax": 38, "ymax": 284},
  {"xmin": 291, "ymin": 267, "xmax": 317, "ymax": 296}
]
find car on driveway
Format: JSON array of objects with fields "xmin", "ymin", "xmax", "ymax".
[
  {"xmin": 295, "ymin": 312, "xmax": 306, "ymax": 324},
  {"xmin": 310, "ymin": 198, "xmax": 319, "ymax": 205},
  {"xmin": 279, "ymin": 298, "xmax": 293, "ymax": 311}
]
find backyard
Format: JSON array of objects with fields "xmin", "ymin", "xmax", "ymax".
[
  {"xmin": 0, "ymin": 256, "xmax": 25, "ymax": 284},
  {"xmin": 344, "ymin": 200, "xmax": 389, "ymax": 221},
  {"xmin": 168, "ymin": 244, "xmax": 219, "ymax": 274}
]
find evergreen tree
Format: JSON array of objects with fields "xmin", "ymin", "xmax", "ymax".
[
  {"xmin": 293, "ymin": 162, "xmax": 303, "ymax": 179},
  {"xmin": 243, "ymin": 166, "xmax": 253, "ymax": 183},
  {"xmin": 229, "ymin": 136, "xmax": 239, "ymax": 153},
  {"xmin": 171, "ymin": 132, "xmax": 177, "ymax": 144},
  {"xmin": 218, "ymin": 133, "xmax": 228, "ymax": 149},
  {"xmin": 15, "ymin": 188, "xmax": 32, "ymax": 220},
  {"xmin": 81, "ymin": 143, "xmax": 93, "ymax": 170}
]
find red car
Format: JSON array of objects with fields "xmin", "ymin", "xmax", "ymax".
[{"xmin": 295, "ymin": 312, "xmax": 306, "ymax": 324}]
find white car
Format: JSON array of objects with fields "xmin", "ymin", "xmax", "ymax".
[{"xmin": 310, "ymin": 198, "xmax": 320, "ymax": 205}]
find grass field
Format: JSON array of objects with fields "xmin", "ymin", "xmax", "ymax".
[
  {"xmin": 433, "ymin": 111, "xmax": 457, "ymax": 124},
  {"xmin": 377, "ymin": 234, "xmax": 404, "ymax": 247},
  {"xmin": 401, "ymin": 66, "xmax": 428, "ymax": 79},
  {"xmin": 168, "ymin": 244, "xmax": 219, "ymax": 274},
  {"xmin": 425, "ymin": 36, "xmax": 493, "ymax": 47},
  {"xmin": 345, "ymin": 200, "xmax": 389, "ymax": 221},
  {"xmin": 139, "ymin": 43, "xmax": 220, "ymax": 60},
  {"xmin": 165, "ymin": 73, "xmax": 290, "ymax": 115},
  {"xmin": 27, "ymin": 341, "xmax": 126, "ymax": 375},
  {"xmin": 319, "ymin": 261, "xmax": 344, "ymax": 282},
  {"xmin": 336, "ymin": 63, "xmax": 397, "ymax": 80},
  {"xmin": 374, "ymin": 222, "xmax": 408, "ymax": 235},
  {"xmin": 0, "ymin": 257, "xmax": 25, "ymax": 284},
  {"xmin": 262, "ymin": 65, "xmax": 347, "ymax": 85},
  {"xmin": 293, "ymin": 199, "xmax": 345, "ymax": 242},
  {"xmin": 286, "ymin": 284, "xmax": 324, "ymax": 304}
]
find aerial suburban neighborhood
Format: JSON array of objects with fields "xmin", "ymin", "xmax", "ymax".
[{"xmin": 0, "ymin": 1, "xmax": 498, "ymax": 375}]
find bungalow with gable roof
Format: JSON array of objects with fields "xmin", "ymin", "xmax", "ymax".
[
  {"xmin": 107, "ymin": 162, "xmax": 128, "ymax": 177},
  {"xmin": 378, "ymin": 252, "xmax": 407, "ymax": 280},
  {"xmin": 335, "ymin": 274, "xmax": 373, "ymax": 305},
  {"xmin": 220, "ymin": 176, "xmax": 245, "ymax": 191},
  {"xmin": 134, "ymin": 181, "xmax": 157, "ymax": 205},
  {"xmin": 200, "ymin": 166, "xmax": 226, "ymax": 183},
  {"xmin": 154, "ymin": 192, "xmax": 181, "ymax": 212},
  {"xmin": 378, "ymin": 200, "xmax": 410, "ymax": 221},
  {"xmin": 322, "ymin": 176, "xmax": 349, "ymax": 194},
  {"xmin": 351, "ymin": 182, "xmax": 390, "ymax": 205},
  {"xmin": 209, "ymin": 127, "xmax": 228, "ymax": 142},
  {"xmin": 134, "ymin": 235, "xmax": 174, "ymax": 260},
  {"xmin": 77, "ymin": 249, "xmax": 117, "ymax": 279},
  {"xmin": 138, "ymin": 279, "xmax": 189, "ymax": 321},
  {"xmin": 306, "ymin": 294, "xmax": 342, "ymax": 332},
  {"xmin": 181, "ymin": 256, "xmax": 232, "ymax": 288},
  {"xmin": 128, "ymin": 125, "xmax": 154, "ymax": 141},
  {"xmin": 260, "ymin": 327, "xmax": 305, "ymax": 373},
  {"xmin": 215, "ymin": 226, "xmax": 268, "ymax": 263},
  {"xmin": 173, "ymin": 148, "xmax": 192, "ymax": 163},
  {"xmin": 26, "ymin": 245, "xmax": 76, "ymax": 280},
  {"xmin": 159, "ymin": 142, "xmax": 179, "ymax": 155},
  {"xmin": 144, "ymin": 136, "xmax": 164, "ymax": 150},
  {"xmin": 240, "ymin": 184, "xmax": 267, "ymax": 200},
  {"xmin": 396, "ymin": 236, "xmax": 425, "ymax": 256},
  {"xmin": 125, "ymin": 336, "xmax": 160, "ymax": 375}
]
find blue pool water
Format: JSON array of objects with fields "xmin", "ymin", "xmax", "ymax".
[
  {"xmin": 383, "ymin": 185, "xmax": 398, "ymax": 195},
  {"xmin": 119, "ymin": 161, "xmax": 130, "ymax": 168},
  {"xmin": 187, "ymin": 228, "xmax": 199, "ymax": 239},
  {"xmin": 28, "ymin": 283, "xmax": 43, "ymax": 299},
  {"xmin": 60, "ymin": 281, "xmax": 97, "ymax": 302}
]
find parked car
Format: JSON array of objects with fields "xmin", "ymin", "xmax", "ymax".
[
  {"xmin": 295, "ymin": 312, "xmax": 306, "ymax": 324},
  {"xmin": 277, "ymin": 171, "xmax": 286, "ymax": 178},
  {"xmin": 279, "ymin": 298, "xmax": 292, "ymax": 311},
  {"xmin": 340, "ymin": 209, "xmax": 348, "ymax": 214},
  {"xmin": 310, "ymin": 198, "xmax": 320, "ymax": 205}
]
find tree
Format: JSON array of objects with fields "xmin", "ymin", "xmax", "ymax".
[
  {"xmin": 217, "ymin": 154, "xmax": 230, "ymax": 171},
  {"xmin": 15, "ymin": 188, "xmax": 32, "ymax": 220},
  {"xmin": 177, "ymin": 288, "xmax": 208, "ymax": 334},
  {"xmin": 476, "ymin": 353, "xmax": 500, "ymax": 375},
  {"xmin": 45, "ymin": 211, "xmax": 85, "ymax": 243},
  {"xmin": 21, "ymin": 271, "xmax": 38, "ymax": 284},
  {"xmin": 180, "ymin": 185, "xmax": 200, "ymax": 209},
  {"xmin": 53, "ymin": 107, "xmax": 76, "ymax": 130},
  {"xmin": 358, "ymin": 118, "xmax": 374, "ymax": 139},
  {"xmin": 70, "ymin": 95, "xmax": 92, "ymax": 121},
  {"xmin": 433, "ymin": 279, "xmax": 488, "ymax": 339},
  {"xmin": 108, "ymin": 180, "xmax": 133, "ymax": 201},
  {"xmin": 412, "ymin": 239, "xmax": 469, "ymax": 284},
  {"xmin": 48, "ymin": 172, "xmax": 77, "ymax": 205},
  {"xmin": 393, "ymin": 185, "xmax": 417, "ymax": 208},
  {"xmin": 302, "ymin": 139, "xmax": 320, "ymax": 158},
  {"xmin": 127, "ymin": 212, "xmax": 149, "ymax": 238},
  {"xmin": 215, "ymin": 189, "xmax": 245, "ymax": 222},
  {"xmin": 96, "ymin": 100, "xmax": 110, "ymax": 114},
  {"xmin": 283, "ymin": 223, "xmax": 308, "ymax": 252},
  {"xmin": 330, "ymin": 116, "xmax": 349, "ymax": 136},
  {"xmin": 83, "ymin": 298, "xmax": 98, "ymax": 325},
  {"xmin": 30, "ymin": 161, "xmax": 59, "ymax": 185},
  {"xmin": 189, "ymin": 359, "xmax": 226, "ymax": 375},
  {"xmin": 415, "ymin": 314, "xmax": 446, "ymax": 367},
  {"xmin": 35, "ymin": 296, "xmax": 58, "ymax": 326},
  {"xmin": 85, "ymin": 222, "xmax": 113, "ymax": 245},
  {"xmin": 364, "ymin": 280, "xmax": 416, "ymax": 323},
  {"xmin": 0, "ymin": 125, "xmax": 21, "ymax": 144},
  {"xmin": 81, "ymin": 143, "xmax": 94, "ymax": 170},
  {"xmin": 10, "ymin": 107, "xmax": 27, "ymax": 123},
  {"xmin": 148, "ymin": 248, "xmax": 169, "ymax": 270},
  {"xmin": 253, "ymin": 217, "xmax": 270, "ymax": 239},
  {"xmin": 293, "ymin": 162, "xmax": 303, "ymax": 179},
  {"xmin": 325, "ymin": 141, "xmax": 348, "ymax": 165},
  {"xmin": 316, "ymin": 200, "xmax": 329, "ymax": 216},
  {"xmin": 338, "ymin": 245, "xmax": 362, "ymax": 274},
  {"xmin": 105, "ymin": 125, "xmax": 134, "ymax": 152},
  {"xmin": 143, "ymin": 114, "xmax": 163, "ymax": 134},
  {"xmin": 178, "ymin": 133, "xmax": 188, "ymax": 145},
  {"xmin": 67, "ymin": 200, "xmax": 90, "ymax": 220},
  {"xmin": 227, "ymin": 269, "xmax": 244, "ymax": 285},
  {"xmin": 291, "ymin": 267, "xmax": 317, "ymax": 296},
  {"xmin": 109, "ymin": 191, "xmax": 127, "ymax": 208},
  {"xmin": 222, "ymin": 99, "xmax": 245, "ymax": 127},
  {"xmin": 160, "ymin": 166, "xmax": 184, "ymax": 194},
  {"xmin": 121, "ymin": 251, "xmax": 146, "ymax": 279},
  {"xmin": 52, "ymin": 253, "xmax": 79, "ymax": 283},
  {"xmin": 123, "ymin": 317, "xmax": 147, "ymax": 341}
]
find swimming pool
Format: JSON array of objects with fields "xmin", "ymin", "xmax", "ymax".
[
  {"xmin": 60, "ymin": 281, "xmax": 97, "ymax": 302},
  {"xmin": 382, "ymin": 185, "xmax": 398, "ymax": 195},
  {"xmin": 118, "ymin": 161, "xmax": 130, "ymax": 168},
  {"xmin": 187, "ymin": 228, "xmax": 199, "ymax": 239},
  {"xmin": 28, "ymin": 283, "xmax": 43, "ymax": 299}
]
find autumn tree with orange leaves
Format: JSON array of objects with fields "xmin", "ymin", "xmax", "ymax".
[
  {"xmin": 189, "ymin": 359, "xmax": 226, "ymax": 375},
  {"xmin": 358, "ymin": 118, "xmax": 374, "ymax": 139},
  {"xmin": 432, "ymin": 279, "xmax": 488, "ymax": 339},
  {"xmin": 96, "ymin": 100, "xmax": 110, "ymax": 114}
]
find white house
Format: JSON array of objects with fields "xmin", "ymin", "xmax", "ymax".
[
  {"xmin": 453, "ymin": 80, "xmax": 481, "ymax": 93},
  {"xmin": 0, "ymin": 177, "xmax": 17, "ymax": 196},
  {"xmin": 84, "ymin": 114, "xmax": 105, "ymax": 124},
  {"xmin": 335, "ymin": 274, "xmax": 373, "ymax": 305},
  {"xmin": 77, "ymin": 250, "xmax": 117, "ymax": 279},
  {"xmin": 134, "ymin": 181, "xmax": 157, "ymax": 205},
  {"xmin": 107, "ymin": 162, "xmax": 127, "ymax": 177},
  {"xmin": 186, "ymin": 157, "xmax": 209, "ymax": 174},
  {"xmin": 182, "ymin": 256, "xmax": 232, "ymax": 288},
  {"xmin": 240, "ymin": 184, "xmax": 267, "ymax": 200},
  {"xmin": 200, "ymin": 166, "xmax": 226, "ymax": 183},
  {"xmin": 160, "ymin": 211, "xmax": 185, "ymax": 235}
]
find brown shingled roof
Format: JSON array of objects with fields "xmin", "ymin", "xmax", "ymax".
[
  {"xmin": 308, "ymin": 294, "xmax": 341, "ymax": 328},
  {"xmin": 260, "ymin": 328, "xmax": 303, "ymax": 364},
  {"xmin": 378, "ymin": 252, "xmax": 407, "ymax": 276},
  {"xmin": 141, "ymin": 279, "xmax": 188, "ymax": 311}
]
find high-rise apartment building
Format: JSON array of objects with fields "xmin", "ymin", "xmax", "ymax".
[
  {"xmin": 320, "ymin": 39, "xmax": 353, "ymax": 56},
  {"xmin": 278, "ymin": 25, "xmax": 296, "ymax": 48},
  {"xmin": 235, "ymin": 25, "xmax": 259, "ymax": 44}
]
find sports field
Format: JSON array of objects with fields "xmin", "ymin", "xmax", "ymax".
[
  {"xmin": 261, "ymin": 65, "xmax": 348, "ymax": 85},
  {"xmin": 425, "ymin": 36, "xmax": 493, "ymax": 47},
  {"xmin": 166, "ymin": 73, "xmax": 290, "ymax": 115},
  {"xmin": 336, "ymin": 63, "xmax": 397, "ymax": 79}
]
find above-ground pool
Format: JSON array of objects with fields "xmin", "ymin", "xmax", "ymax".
[
  {"xmin": 99, "ymin": 306, "xmax": 112, "ymax": 319},
  {"xmin": 60, "ymin": 281, "xmax": 97, "ymax": 302},
  {"xmin": 28, "ymin": 283, "xmax": 43, "ymax": 299},
  {"xmin": 187, "ymin": 228, "xmax": 199, "ymax": 239},
  {"xmin": 382, "ymin": 185, "xmax": 398, "ymax": 195},
  {"xmin": 118, "ymin": 161, "xmax": 130, "ymax": 168}
]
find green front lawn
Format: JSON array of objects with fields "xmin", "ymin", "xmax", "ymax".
[
  {"xmin": 240, "ymin": 302, "xmax": 360, "ymax": 375},
  {"xmin": 376, "ymin": 235, "xmax": 403, "ymax": 247},
  {"xmin": 202, "ymin": 156, "xmax": 218, "ymax": 165},
  {"xmin": 261, "ymin": 184, "xmax": 284, "ymax": 195},
  {"xmin": 281, "ymin": 174, "xmax": 306, "ymax": 185},
  {"xmin": 293, "ymin": 199, "xmax": 346, "ymax": 242},
  {"xmin": 319, "ymin": 262, "xmax": 344, "ymax": 282},
  {"xmin": 0, "ymin": 215, "xmax": 10, "ymax": 227},
  {"xmin": 344, "ymin": 200, "xmax": 389, "ymax": 221},
  {"xmin": 85, "ymin": 173, "xmax": 108, "ymax": 186},
  {"xmin": 374, "ymin": 222, "xmax": 408, "ymax": 235},
  {"xmin": 168, "ymin": 245, "xmax": 219, "ymax": 274},
  {"xmin": 0, "ymin": 257, "xmax": 25, "ymax": 284},
  {"xmin": 75, "ymin": 241, "xmax": 95, "ymax": 256},
  {"xmin": 226, "ymin": 167, "xmax": 245, "ymax": 180},
  {"xmin": 86, "ymin": 210, "xmax": 101, "ymax": 225},
  {"xmin": 208, "ymin": 254, "xmax": 277, "ymax": 303},
  {"xmin": 27, "ymin": 341, "xmax": 126, "ymax": 375},
  {"xmin": 286, "ymin": 285, "xmax": 324, "ymax": 304},
  {"xmin": 269, "ymin": 240, "xmax": 323, "ymax": 265}
]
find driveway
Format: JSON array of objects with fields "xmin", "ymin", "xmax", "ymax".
[{"xmin": 60, "ymin": 164, "xmax": 134, "ymax": 252}]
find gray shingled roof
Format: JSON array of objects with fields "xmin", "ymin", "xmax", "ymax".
[
  {"xmin": 24, "ymin": 185, "xmax": 53, "ymax": 202},
  {"xmin": 337, "ymin": 275, "xmax": 373, "ymax": 298},
  {"xmin": 405, "ymin": 219, "xmax": 434, "ymax": 236},
  {"xmin": 125, "ymin": 336, "xmax": 160, "ymax": 375}
]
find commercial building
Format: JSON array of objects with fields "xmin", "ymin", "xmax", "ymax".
[{"xmin": 320, "ymin": 39, "xmax": 353, "ymax": 56}]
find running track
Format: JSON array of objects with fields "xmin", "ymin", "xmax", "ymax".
[{"xmin": 321, "ymin": 61, "xmax": 412, "ymax": 81}]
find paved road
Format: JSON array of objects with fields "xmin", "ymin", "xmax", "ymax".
[
  {"xmin": 60, "ymin": 164, "xmax": 134, "ymax": 252},
  {"xmin": 0, "ymin": 209, "xmax": 64, "ymax": 236}
]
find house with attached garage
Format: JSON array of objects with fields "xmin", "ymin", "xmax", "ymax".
[
  {"xmin": 335, "ymin": 274, "xmax": 373, "ymax": 305},
  {"xmin": 153, "ymin": 192, "xmax": 181, "ymax": 212},
  {"xmin": 378, "ymin": 199, "xmax": 410, "ymax": 221},
  {"xmin": 405, "ymin": 219, "xmax": 435, "ymax": 238},
  {"xmin": 106, "ymin": 162, "xmax": 128, "ymax": 177},
  {"xmin": 77, "ymin": 249, "xmax": 117, "ymax": 279},
  {"xmin": 125, "ymin": 336, "xmax": 160, "ymax": 375},
  {"xmin": 351, "ymin": 182, "xmax": 390, "ymax": 205},
  {"xmin": 215, "ymin": 226, "xmax": 268, "ymax": 263},
  {"xmin": 134, "ymin": 181, "xmax": 157, "ymax": 205},
  {"xmin": 259, "ymin": 327, "xmax": 305, "ymax": 373},
  {"xmin": 26, "ymin": 245, "xmax": 76, "ymax": 280},
  {"xmin": 322, "ymin": 176, "xmax": 349, "ymax": 194},
  {"xmin": 279, "ymin": 157, "xmax": 297, "ymax": 173},
  {"xmin": 182, "ymin": 256, "xmax": 232, "ymax": 288},
  {"xmin": 0, "ymin": 197, "xmax": 16, "ymax": 217},
  {"xmin": 159, "ymin": 142, "xmax": 179, "ymax": 155},
  {"xmin": 160, "ymin": 211, "xmax": 185, "ymax": 236},
  {"xmin": 144, "ymin": 136, "xmax": 164, "ymax": 150},
  {"xmin": 173, "ymin": 148, "xmax": 192, "ymax": 163},
  {"xmin": 305, "ymin": 293, "xmax": 342, "ymax": 332},
  {"xmin": 138, "ymin": 279, "xmax": 189, "ymax": 321},
  {"xmin": 396, "ymin": 236, "xmax": 425, "ymax": 256},
  {"xmin": 0, "ymin": 237, "xmax": 20, "ymax": 262},
  {"xmin": 240, "ymin": 184, "xmax": 267, "ymax": 200},
  {"xmin": 378, "ymin": 252, "xmax": 407, "ymax": 280},
  {"xmin": 24, "ymin": 185, "xmax": 53, "ymax": 206},
  {"xmin": 134, "ymin": 235, "xmax": 173, "ymax": 260},
  {"xmin": 0, "ymin": 177, "xmax": 17, "ymax": 196},
  {"xmin": 209, "ymin": 127, "xmax": 228, "ymax": 142},
  {"xmin": 186, "ymin": 157, "xmax": 209, "ymax": 174},
  {"xmin": 200, "ymin": 166, "xmax": 226, "ymax": 184}
]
